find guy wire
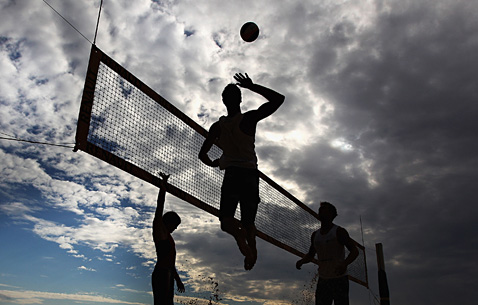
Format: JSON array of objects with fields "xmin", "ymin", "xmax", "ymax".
[{"xmin": 42, "ymin": 0, "xmax": 93, "ymax": 45}]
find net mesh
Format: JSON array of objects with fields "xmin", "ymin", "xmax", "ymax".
[{"xmin": 78, "ymin": 48, "xmax": 368, "ymax": 287}]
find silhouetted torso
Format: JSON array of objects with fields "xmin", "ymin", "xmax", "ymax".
[
  {"xmin": 218, "ymin": 113, "xmax": 257, "ymax": 170},
  {"xmin": 155, "ymin": 234, "xmax": 176, "ymax": 269},
  {"xmin": 314, "ymin": 224, "xmax": 346, "ymax": 278}
]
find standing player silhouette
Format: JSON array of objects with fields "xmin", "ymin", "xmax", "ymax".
[
  {"xmin": 152, "ymin": 173, "xmax": 185, "ymax": 304},
  {"xmin": 296, "ymin": 202, "xmax": 359, "ymax": 305},
  {"xmin": 199, "ymin": 73, "xmax": 285, "ymax": 270}
]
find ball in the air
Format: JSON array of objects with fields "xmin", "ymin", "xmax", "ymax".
[{"xmin": 240, "ymin": 22, "xmax": 259, "ymax": 42}]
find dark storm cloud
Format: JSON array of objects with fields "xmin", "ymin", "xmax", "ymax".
[{"xmin": 262, "ymin": 1, "xmax": 478, "ymax": 304}]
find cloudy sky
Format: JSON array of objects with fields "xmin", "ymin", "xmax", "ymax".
[{"xmin": 1, "ymin": 0, "xmax": 477, "ymax": 304}]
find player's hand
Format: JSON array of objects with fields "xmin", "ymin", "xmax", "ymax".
[
  {"xmin": 159, "ymin": 172, "xmax": 170, "ymax": 186},
  {"xmin": 177, "ymin": 279, "xmax": 185, "ymax": 293},
  {"xmin": 296, "ymin": 260, "xmax": 303, "ymax": 270},
  {"xmin": 212, "ymin": 159, "xmax": 220, "ymax": 167},
  {"xmin": 234, "ymin": 73, "xmax": 253, "ymax": 89}
]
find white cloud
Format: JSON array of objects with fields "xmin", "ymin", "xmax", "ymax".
[
  {"xmin": 0, "ymin": 289, "xmax": 146, "ymax": 305},
  {"xmin": 0, "ymin": 284, "xmax": 20, "ymax": 289},
  {"xmin": 78, "ymin": 266, "xmax": 97, "ymax": 272},
  {"xmin": 0, "ymin": 201, "xmax": 35, "ymax": 216}
]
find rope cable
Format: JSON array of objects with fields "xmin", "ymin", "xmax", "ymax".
[
  {"xmin": 367, "ymin": 287, "xmax": 381, "ymax": 305},
  {"xmin": 0, "ymin": 131, "xmax": 16, "ymax": 138},
  {"xmin": 41, "ymin": 0, "xmax": 93, "ymax": 44},
  {"xmin": 0, "ymin": 136, "xmax": 75, "ymax": 149}
]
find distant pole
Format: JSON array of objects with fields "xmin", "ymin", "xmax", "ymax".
[{"xmin": 376, "ymin": 243, "xmax": 390, "ymax": 305}]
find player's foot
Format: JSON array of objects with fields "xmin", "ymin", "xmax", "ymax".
[
  {"xmin": 236, "ymin": 234, "xmax": 255, "ymax": 270},
  {"xmin": 244, "ymin": 254, "xmax": 256, "ymax": 270},
  {"xmin": 245, "ymin": 242, "xmax": 257, "ymax": 270}
]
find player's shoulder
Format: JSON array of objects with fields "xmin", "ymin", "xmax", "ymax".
[
  {"xmin": 336, "ymin": 225, "xmax": 352, "ymax": 243},
  {"xmin": 243, "ymin": 109, "xmax": 258, "ymax": 117},
  {"xmin": 311, "ymin": 229, "xmax": 319, "ymax": 239},
  {"xmin": 206, "ymin": 121, "xmax": 221, "ymax": 139},
  {"xmin": 242, "ymin": 109, "xmax": 261, "ymax": 124},
  {"xmin": 336, "ymin": 225, "xmax": 348, "ymax": 234},
  {"xmin": 210, "ymin": 120, "xmax": 221, "ymax": 130}
]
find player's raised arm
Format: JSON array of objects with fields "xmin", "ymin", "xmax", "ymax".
[
  {"xmin": 153, "ymin": 173, "xmax": 170, "ymax": 241},
  {"xmin": 234, "ymin": 73, "xmax": 285, "ymax": 122}
]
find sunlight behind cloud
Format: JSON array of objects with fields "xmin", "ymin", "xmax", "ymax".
[{"xmin": 331, "ymin": 138, "xmax": 354, "ymax": 152}]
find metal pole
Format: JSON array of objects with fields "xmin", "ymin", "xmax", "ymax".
[
  {"xmin": 93, "ymin": 0, "xmax": 103, "ymax": 45},
  {"xmin": 376, "ymin": 243, "xmax": 390, "ymax": 305}
]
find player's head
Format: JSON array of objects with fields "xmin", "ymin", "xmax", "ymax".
[
  {"xmin": 163, "ymin": 211, "xmax": 181, "ymax": 233},
  {"xmin": 222, "ymin": 84, "xmax": 242, "ymax": 108},
  {"xmin": 318, "ymin": 201, "xmax": 338, "ymax": 222}
]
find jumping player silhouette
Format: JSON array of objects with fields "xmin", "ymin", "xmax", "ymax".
[{"xmin": 199, "ymin": 73, "xmax": 285, "ymax": 270}]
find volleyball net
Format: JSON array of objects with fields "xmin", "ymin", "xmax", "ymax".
[{"xmin": 75, "ymin": 45, "xmax": 368, "ymax": 287}]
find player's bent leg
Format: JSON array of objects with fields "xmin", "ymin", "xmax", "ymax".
[
  {"xmin": 221, "ymin": 217, "xmax": 251, "ymax": 259},
  {"xmin": 243, "ymin": 223, "xmax": 257, "ymax": 256},
  {"xmin": 243, "ymin": 223, "xmax": 257, "ymax": 270},
  {"xmin": 219, "ymin": 217, "xmax": 236, "ymax": 234},
  {"xmin": 240, "ymin": 188, "xmax": 259, "ymax": 269}
]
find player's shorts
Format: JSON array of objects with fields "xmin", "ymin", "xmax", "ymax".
[
  {"xmin": 315, "ymin": 276, "xmax": 349, "ymax": 305},
  {"xmin": 152, "ymin": 266, "xmax": 174, "ymax": 305},
  {"xmin": 220, "ymin": 166, "xmax": 260, "ymax": 225}
]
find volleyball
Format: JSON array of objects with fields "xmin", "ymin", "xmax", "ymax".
[{"xmin": 240, "ymin": 22, "xmax": 259, "ymax": 42}]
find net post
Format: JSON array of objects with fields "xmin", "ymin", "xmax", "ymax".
[
  {"xmin": 75, "ymin": 45, "xmax": 102, "ymax": 151},
  {"xmin": 376, "ymin": 243, "xmax": 390, "ymax": 305}
]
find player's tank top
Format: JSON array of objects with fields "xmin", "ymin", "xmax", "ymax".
[
  {"xmin": 217, "ymin": 113, "xmax": 257, "ymax": 170},
  {"xmin": 313, "ymin": 224, "xmax": 346, "ymax": 279}
]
